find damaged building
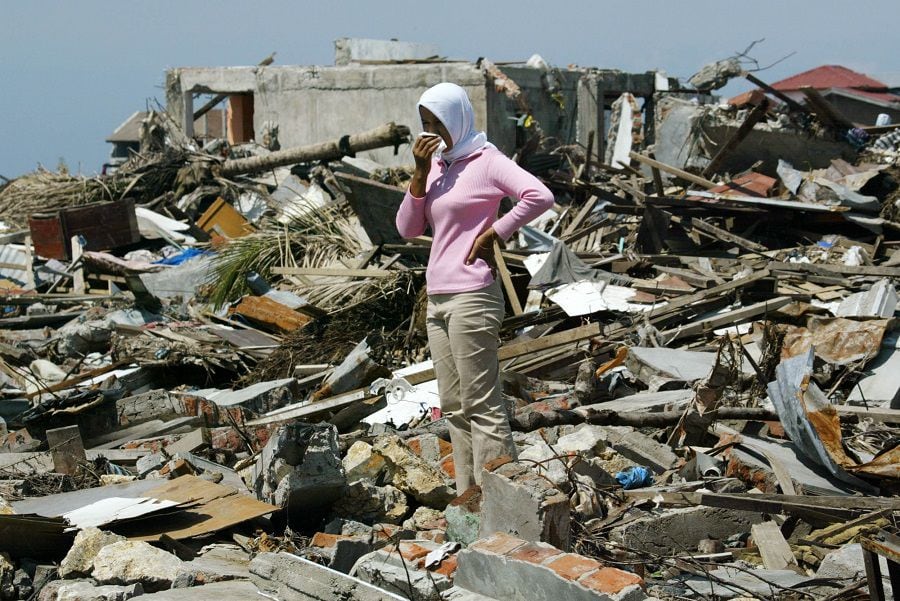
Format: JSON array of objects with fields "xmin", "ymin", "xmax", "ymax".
[{"xmin": 1, "ymin": 38, "xmax": 900, "ymax": 601}]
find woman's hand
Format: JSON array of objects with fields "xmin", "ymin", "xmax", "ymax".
[
  {"xmin": 466, "ymin": 227, "xmax": 499, "ymax": 266},
  {"xmin": 409, "ymin": 134, "xmax": 442, "ymax": 197}
]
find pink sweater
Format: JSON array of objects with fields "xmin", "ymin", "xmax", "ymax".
[{"xmin": 396, "ymin": 146, "xmax": 554, "ymax": 294}]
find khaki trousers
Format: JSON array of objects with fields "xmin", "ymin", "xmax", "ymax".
[{"xmin": 426, "ymin": 280, "xmax": 517, "ymax": 492}]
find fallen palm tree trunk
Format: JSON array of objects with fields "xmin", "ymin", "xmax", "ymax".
[
  {"xmin": 508, "ymin": 404, "xmax": 899, "ymax": 432},
  {"xmin": 221, "ymin": 122, "xmax": 410, "ymax": 176}
]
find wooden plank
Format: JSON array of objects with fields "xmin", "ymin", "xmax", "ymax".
[
  {"xmin": 26, "ymin": 360, "xmax": 132, "ymax": 399},
  {"xmin": 772, "ymin": 261, "xmax": 900, "ymax": 278},
  {"xmin": 46, "ymin": 425, "xmax": 85, "ymax": 475},
  {"xmin": 661, "ymin": 296, "xmax": 793, "ymax": 341},
  {"xmin": 702, "ymin": 96, "xmax": 769, "ymax": 178},
  {"xmin": 271, "ymin": 266, "xmax": 395, "ymax": 278},
  {"xmin": 562, "ymin": 195, "xmax": 599, "ymax": 237},
  {"xmin": 751, "ymin": 521, "xmax": 802, "ymax": 573},
  {"xmin": 672, "ymin": 216, "xmax": 769, "ymax": 257},
  {"xmin": 800, "ymin": 87, "xmax": 855, "ymax": 130},
  {"xmin": 743, "ymin": 72, "xmax": 806, "ymax": 113},
  {"xmin": 493, "ymin": 240, "xmax": 522, "ymax": 315},
  {"xmin": 70, "ymin": 236, "xmax": 85, "ymax": 295},
  {"xmin": 629, "ymin": 151, "xmax": 718, "ymax": 189}
]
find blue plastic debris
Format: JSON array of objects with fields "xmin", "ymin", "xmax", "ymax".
[{"xmin": 615, "ymin": 466, "xmax": 654, "ymax": 489}]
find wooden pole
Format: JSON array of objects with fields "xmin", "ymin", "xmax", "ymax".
[{"xmin": 221, "ymin": 122, "xmax": 410, "ymax": 176}]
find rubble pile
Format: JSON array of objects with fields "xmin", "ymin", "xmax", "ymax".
[{"xmin": 1, "ymin": 50, "xmax": 900, "ymax": 601}]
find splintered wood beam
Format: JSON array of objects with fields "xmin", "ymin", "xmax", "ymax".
[
  {"xmin": 493, "ymin": 240, "xmax": 523, "ymax": 315},
  {"xmin": 629, "ymin": 151, "xmax": 718, "ymax": 189},
  {"xmin": 701, "ymin": 98, "xmax": 769, "ymax": 178},
  {"xmin": 800, "ymin": 87, "xmax": 855, "ymax": 130},
  {"xmin": 743, "ymin": 72, "xmax": 806, "ymax": 112}
]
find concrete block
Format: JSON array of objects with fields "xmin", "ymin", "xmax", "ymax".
[
  {"xmin": 455, "ymin": 532, "xmax": 645, "ymax": 601},
  {"xmin": 556, "ymin": 425, "xmax": 608, "ymax": 456},
  {"xmin": 331, "ymin": 480, "xmax": 409, "ymax": 524},
  {"xmin": 445, "ymin": 486, "xmax": 483, "ymax": 546},
  {"xmin": 251, "ymin": 551, "xmax": 407, "ymax": 600},
  {"xmin": 479, "ymin": 461, "xmax": 570, "ymax": 551},
  {"xmin": 306, "ymin": 532, "xmax": 374, "ymax": 574},
  {"xmin": 92, "ymin": 541, "xmax": 186, "ymax": 592},
  {"xmin": 116, "ymin": 390, "xmax": 182, "ymax": 426},
  {"xmin": 609, "ymin": 505, "xmax": 764, "ymax": 556},
  {"xmin": 816, "ymin": 543, "xmax": 892, "ymax": 597},
  {"xmin": 609, "ymin": 431, "xmax": 678, "ymax": 475},
  {"xmin": 343, "ymin": 440, "xmax": 387, "ymax": 483},
  {"xmin": 372, "ymin": 435, "xmax": 454, "ymax": 507},
  {"xmin": 405, "ymin": 432, "xmax": 453, "ymax": 467},
  {"xmin": 250, "ymin": 423, "xmax": 346, "ymax": 512},
  {"xmin": 518, "ymin": 441, "xmax": 570, "ymax": 488}
]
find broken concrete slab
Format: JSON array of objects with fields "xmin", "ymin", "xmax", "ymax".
[
  {"xmin": 40, "ymin": 579, "xmax": 144, "ymax": 600},
  {"xmin": 609, "ymin": 505, "xmax": 764, "ymax": 556},
  {"xmin": 251, "ymin": 551, "xmax": 407, "ymax": 600},
  {"xmin": 305, "ymin": 531, "xmax": 374, "ymax": 574},
  {"xmin": 445, "ymin": 486, "xmax": 483, "ymax": 546},
  {"xmin": 352, "ymin": 539, "xmax": 454, "ymax": 599},
  {"xmin": 479, "ymin": 460, "xmax": 570, "ymax": 551}
]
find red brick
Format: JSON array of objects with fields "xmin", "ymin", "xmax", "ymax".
[
  {"xmin": 432, "ymin": 554, "xmax": 458, "ymax": 577},
  {"xmin": 546, "ymin": 554, "xmax": 601, "ymax": 581},
  {"xmin": 407, "ymin": 438, "xmax": 422, "ymax": 457},
  {"xmin": 578, "ymin": 567, "xmax": 643, "ymax": 594},
  {"xmin": 418, "ymin": 530, "xmax": 447, "ymax": 544},
  {"xmin": 372, "ymin": 524, "xmax": 401, "ymax": 541},
  {"xmin": 482, "ymin": 455, "xmax": 513, "ymax": 473},
  {"xmin": 470, "ymin": 532, "xmax": 526, "ymax": 556},
  {"xmin": 449, "ymin": 485, "xmax": 482, "ymax": 511},
  {"xmin": 509, "ymin": 542, "xmax": 563, "ymax": 565},
  {"xmin": 310, "ymin": 532, "xmax": 352, "ymax": 548},
  {"xmin": 440, "ymin": 454, "xmax": 456, "ymax": 479},
  {"xmin": 397, "ymin": 542, "xmax": 431, "ymax": 563},
  {"xmin": 437, "ymin": 438, "xmax": 453, "ymax": 458}
]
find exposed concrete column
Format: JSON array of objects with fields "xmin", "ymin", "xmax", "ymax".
[{"xmin": 182, "ymin": 92, "xmax": 194, "ymax": 138}]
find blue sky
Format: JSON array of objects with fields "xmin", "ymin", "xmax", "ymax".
[{"xmin": 2, "ymin": 0, "xmax": 898, "ymax": 180}]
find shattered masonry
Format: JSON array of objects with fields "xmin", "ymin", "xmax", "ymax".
[{"xmin": 1, "ymin": 38, "xmax": 900, "ymax": 601}]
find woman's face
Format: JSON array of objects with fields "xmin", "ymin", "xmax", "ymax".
[{"xmin": 419, "ymin": 106, "xmax": 453, "ymax": 151}]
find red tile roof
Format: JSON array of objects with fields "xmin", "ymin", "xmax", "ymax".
[
  {"xmin": 770, "ymin": 65, "xmax": 886, "ymax": 91},
  {"xmin": 729, "ymin": 65, "xmax": 900, "ymax": 107}
]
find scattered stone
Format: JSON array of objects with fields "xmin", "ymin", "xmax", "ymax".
[
  {"xmin": 53, "ymin": 580, "xmax": 143, "ymax": 601},
  {"xmin": 332, "ymin": 480, "xmax": 409, "ymax": 524},
  {"xmin": 92, "ymin": 541, "xmax": 186, "ymax": 592},
  {"xmin": 556, "ymin": 425, "xmax": 608, "ymax": 456},
  {"xmin": 372, "ymin": 435, "xmax": 454, "ymax": 507},
  {"xmin": 403, "ymin": 506, "xmax": 446, "ymax": 531},
  {"xmin": 59, "ymin": 528, "xmax": 127, "ymax": 578},
  {"xmin": 343, "ymin": 441, "xmax": 387, "ymax": 483}
]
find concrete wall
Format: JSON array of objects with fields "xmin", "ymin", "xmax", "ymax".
[
  {"xmin": 166, "ymin": 63, "xmax": 675, "ymax": 167},
  {"xmin": 169, "ymin": 64, "xmax": 487, "ymax": 166}
]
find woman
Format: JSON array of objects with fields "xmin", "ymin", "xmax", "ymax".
[{"xmin": 395, "ymin": 82, "xmax": 554, "ymax": 493}]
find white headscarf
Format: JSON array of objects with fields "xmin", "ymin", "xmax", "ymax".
[{"xmin": 417, "ymin": 82, "xmax": 493, "ymax": 163}]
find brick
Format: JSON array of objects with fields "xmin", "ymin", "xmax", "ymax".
[
  {"xmin": 440, "ymin": 454, "xmax": 456, "ymax": 479},
  {"xmin": 509, "ymin": 542, "xmax": 563, "ymax": 565},
  {"xmin": 398, "ymin": 542, "xmax": 431, "ymax": 563},
  {"xmin": 437, "ymin": 438, "xmax": 453, "ymax": 458},
  {"xmin": 469, "ymin": 532, "xmax": 527, "ymax": 556},
  {"xmin": 482, "ymin": 454, "xmax": 513, "ymax": 473},
  {"xmin": 578, "ymin": 567, "xmax": 644, "ymax": 595},
  {"xmin": 310, "ymin": 532, "xmax": 351, "ymax": 548},
  {"xmin": 431, "ymin": 554, "xmax": 458, "ymax": 577},
  {"xmin": 547, "ymin": 553, "xmax": 602, "ymax": 581},
  {"xmin": 417, "ymin": 530, "xmax": 447, "ymax": 544}
]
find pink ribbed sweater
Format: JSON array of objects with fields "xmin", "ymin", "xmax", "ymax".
[{"xmin": 396, "ymin": 146, "xmax": 554, "ymax": 294}]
